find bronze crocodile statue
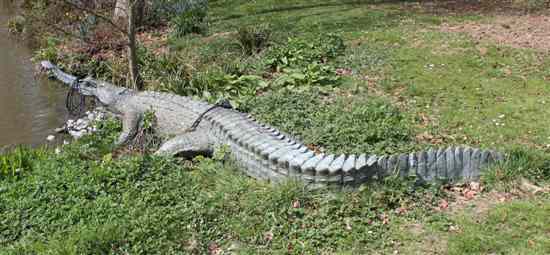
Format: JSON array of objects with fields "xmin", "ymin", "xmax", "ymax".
[{"xmin": 42, "ymin": 61, "xmax": 504, "ymax": 187}]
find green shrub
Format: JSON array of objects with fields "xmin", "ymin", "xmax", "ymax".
[
  {"xmin": 265, "ymin": 33, "xmax": 346, "ymax": 71},
  {"xmin": 32, "ymin": 37, "xmax": 60, "ymax": 63},
  {"xmin": 243, "ymin": 89, "xmax": 415, "ymax": 155},
  {"xmin": 0, "ymin": 147, "xmax": 48, "ymax": 180},
  {"xmin": 236, "ymin": 24, "xmax": 272, "ymax": 55},
  {"xmin": 192, "ymin": 69, "xmax": 267, "ymax": 108},
  {"xmin": 482, "ymin": 147, "xmax": 550, "ymax": 188},
  {"xmin": 141, "ymin": 48, "xmax": 265, "ymax": 108},
  {"xmin": 7, "ymin": 16, "xmax": 25, "ymax": 34},
  {"xmin": 272, "ymin": 63, "xmax": 340, "ymax": 91},
  {"xmin": 169, "ymin": 0, "xmax": 209, "ymax": 37}
]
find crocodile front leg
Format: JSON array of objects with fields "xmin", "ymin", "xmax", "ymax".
[
  {"xmin": 116, "ymin": 110, "xmax": 141, "ymax": 146},
  {"xmin": 155, "ymin": 130, "xmax": 213, "ymax": 158}
]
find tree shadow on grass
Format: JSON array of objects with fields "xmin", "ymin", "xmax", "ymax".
[{"xmin": 212, "ymin": 0, "xmax": 411, "ymax": 22}]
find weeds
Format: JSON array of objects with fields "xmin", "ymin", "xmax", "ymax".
[
  {"xmin": 0, "ymin": 120, "xmax": 441, "ymax": 254},
  {"xmin": 243, "ymin": 89, "xmax": 415, "ymax": 155},
  {"xmin": 236, "ymin": 24, "xmax": 272, "ymax": 55},
  {"xmin": 169, "ymin": 0, "xmax": 209, "ymax": 37},
  {"xmin": 448, "ymin": 199, "xmax": 550, "ymax": 254},
  {"xmin": 482, "ymin": 147, "xmax": 550, "ymax": 189},
  {"xmin": 129, "ymin": 108, "xmax": 163, "ymax": 153},
  {"xmin": 0, "ymin": 147, "xmax": 47, "ymax": 180},
  {"xmin": 265, "ymin": 33, "xmax": 346, "ymax": 71}
]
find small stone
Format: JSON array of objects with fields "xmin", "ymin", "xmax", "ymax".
[
  {"xmin": 54, "ymin": 127, "xmax": 66, "ymax": 133},
  {"xmin": 69, "ymin": 130, "xmax": 85, "ymax": 139}
]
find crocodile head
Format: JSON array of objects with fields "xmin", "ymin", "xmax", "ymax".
[{"xmin": 79, "ymin": 77, "xmax": 127, "ymax": 105}]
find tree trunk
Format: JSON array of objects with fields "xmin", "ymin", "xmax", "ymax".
[
  {"xmin": 115, "ymin": 0, "xmax": 144, "ymax": 26},
  {"xmin": 114, "ymin": 0, "xmax": 128, "ymax": 22},
  {"xmin": 127, "ymin": 0, "xmax": 143, "ymax": 90}
]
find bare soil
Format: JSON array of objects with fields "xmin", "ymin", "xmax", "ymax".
[
  {"xmin": 407, "ymin": 0, "xmax": 550, "ymax": 15},
  {"xmin": 441, "ymin": 15, "xmax": 550, "ymax": 51}
]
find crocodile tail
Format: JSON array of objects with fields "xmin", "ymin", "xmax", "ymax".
[
  {"xmin": 205, "ymin": 109, "xmax": 507, "ymax": 188},
  {"xmin": 291, "ymin": 146, "xmax": 505, "ymax": 187}
]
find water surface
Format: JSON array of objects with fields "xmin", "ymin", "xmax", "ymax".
[{"xmin": 0, "ymin": 0, "xmax": 68, "ymax": 147}]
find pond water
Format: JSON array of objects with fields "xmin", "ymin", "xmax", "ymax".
[{"xmin": 0, "ymin": 0, "xmax": 68, "ymax": 147}]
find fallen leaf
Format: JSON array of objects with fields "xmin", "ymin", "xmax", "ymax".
[
  {"xmin": 464, "ymin": 190, "xmax": 477, "ymax": 200},
  {"xmin": 208, "ymin": 242, "xmax": 221, "ymax": 255},
  {"xmin": 264, "ymin": 231, "xmax": 274, "ymax": 242},
  {"xmin": 439, "ymin": 199, "xmax": 449, "ymax": 210},
  {"xmin": 478, "ymin": 47, "xmax": 488, "ymax": 56},
  {"xmin": 470, "ymin": 181, "xmax": 481, "ymax": 191}
]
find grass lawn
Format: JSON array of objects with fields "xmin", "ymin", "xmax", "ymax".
[{"xmin": 3, "ymin": 0, "xmax": 550, "ymax": 254}]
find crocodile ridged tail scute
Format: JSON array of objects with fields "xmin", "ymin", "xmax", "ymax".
[{"xmin": 218, "ymin": 108, "xmax": 505, "ymax": 187}]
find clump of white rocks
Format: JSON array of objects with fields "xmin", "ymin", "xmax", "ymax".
[{"xmin": 47, "ymin": 108, "xmax": 107, "ymax": 142}]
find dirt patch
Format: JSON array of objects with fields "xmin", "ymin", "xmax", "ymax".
[
  {"xmin": 436, "ymin": 180, "xmax": 549, "ymax": 217},
  {"xmin": 441, "ymin": 15, "xmax": 550, "ymax": 51},
  {"xmin": 404, "ymin": 0, "xmax": 550, "ymax": 15}
]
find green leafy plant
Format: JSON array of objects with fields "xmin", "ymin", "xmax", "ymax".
[
  {"xmin": 129, "ymin": 108, "xmax": 163, "ymax": 153},
  {"xmin": 169, "ymin": 0, "xmax": 209, "ymax": 37},
  {"xmin": 236, "ymin": 23, "xmax": 272, "ymax": 55},
  {"xmin": 7, "ymin": 16, "xmax": 25, "ymax": 34},
  {"xmin": 265, "ymin": 33, "xmax": 346, "ymax": 71},
  {"xmin": 194, "ymin": 70, "xmax": 267, "ymax": 108},
  {"xmin": 142, "ymin": 48, "xmax": 266, "ymax": 109},
  {"xmin": 272, "ymin": 63, "xmax": 340, "ymax": 91},
  {"xmin": 0, "ymin": 147, "xmax": 47, "ymax": 179},
  {"xmin": 32, "ymin": 37, "xmax": 60, "ymax": 63},
  {"xmin": 243, "ymin": 89, "xmax": 415, "ymax": 155}
]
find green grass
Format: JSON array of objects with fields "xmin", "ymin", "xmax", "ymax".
[
  {"xmin": 14, "ymin": 0, "xmax": 550, "ymax": 253},
  {"xmin": 165, "ymin": 0, "xmax": 550, "ymax": 157},
  {"xmin": 0, "ymin": 118, "xmax": 445, "ymax": 254},
  {"xmin": 204, "ymin": 1, "xmax": 550, "ymax": 154},
  {"xmin": 244, "ymin": 89, "xmax": 417, "ymax": 155},
  {"xmin": 449, "ymin": 199, "xmax": 550, "ymax": 254},
  {"xmin": 1, "ymin": 124, "xmax": 547, "ymax": 253}
]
